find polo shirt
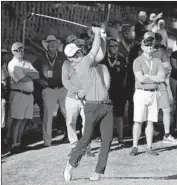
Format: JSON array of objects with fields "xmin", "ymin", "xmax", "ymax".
[
  {"xmin": 33, "ymin": 51, "xmax": 66, "ymax": 88},
  {"xmin": 75, "ymin": 52, "xmax": 109, "ymax": 101},
  {"xmin": 133, "ymin": 54, "xmax": 165, "ymax": 89},
  {"xmin": 62, "ymin": 60, "xmax": 83, "ymax": 99},
  {"xmin": 8, "ymin": 57, "xmax": 35, "ymax": 92}
]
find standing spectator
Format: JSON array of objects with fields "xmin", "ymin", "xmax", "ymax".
[
  {"xmin": 63, "ymin": 27, "xmax": 113, "ymax": 181},
  {"xmin": 118, "ymin": 24, "xmax": 134, "ymax": 62},
  {"xmin": 153, "ymin": 33, "xmax": 177, "ymax": 144},
  {"xmin": 101, "ymin": 38, "xmax": 127, "ymax": 146},
  {"xmin": 62, "ymin": 39, "xmax": 94, "ymax": 157},
  {"xmin": 135, "ymin": 11, "xmax": 147, "ymax": 42},
  {"xmin": 130, "ymin": 32, "xmax": 165, "ymax": 156},
  {"xmin": 33, "ymin": 35, "xmax": 67, "ymax": 147},
  {"xmin": 147, "ymin": 12, "xmax": 163, "ymax": 32},
  {"xmin": 170, "ymin": 45, "xmax": 177, "ymax": 131},
  {"xmin": 1, "ymin": 49, "xmax": 11, "ymax": 128},
  {"xmin": 8, "ymin": 42, "xmax": 39, "ymax": 154},
  {"xmin": 156, "ymin": 19, "xmax": 168, "ymax": 49}
]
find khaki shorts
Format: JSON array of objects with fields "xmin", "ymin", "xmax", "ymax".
[
  {"xmin": 158, "ymin": 89, "xmax": 170, "ymax": 109},
  {"xmin": 133, "ymin": 89, "xmax": 159, "ymax": 123},
  {"xmin": 9, "ymin": 91, "xmax": 34, "ymax": 119}
]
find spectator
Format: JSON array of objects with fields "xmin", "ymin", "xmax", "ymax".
[
  {"xmin": 170, "ymin": 44, "xmax": 177, "ymax": 131},
  {"xmin": 135, "ymin": 11, "xmax": 147, "ymax": 42},
  {"xmin": 153, "ymin": 33, "xmax": 177, "ymax": 144},
  {"xmin": 8, "ymin": 42, "xmax": 39, "ymax": 154},
  {"xmin": 147, "ymin": 12, "xmax": 163, "ymax": 32},
  {"xmin": 33, "ymin": 35, "xmax": 67, "ymax": 147},
  {"xmin": 156, "ymin": 19, "xmax": 168, "ymax": 49},
  {"xmin": 130, "ymin": 32, "xmax": 165, "ymax": 156},
  {"xmin": 101, "ymin": 38, "xmax": 127, "ymax": 146}
]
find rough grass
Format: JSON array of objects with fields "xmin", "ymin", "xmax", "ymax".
[{"xmin": 2, "ymin": 138, "xmax": 177, "ymax": 185}]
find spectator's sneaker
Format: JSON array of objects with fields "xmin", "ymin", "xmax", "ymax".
[
  {"xmin": 163, "ymin": 135, "xmax": 177, "ymax": 144},
  {"xmin": 146, "ymin": 147, "xmax": 159, "ymax": 156},
  {"xmin": 89, "ymin": 172, "xmax": 101, "ymax": 181},
  {"xmin": 10, "ymin": 146, "xmax": 23, "ymax": 154},
  {"xmin": 63, "ymin": 161, "xmax": 73, "ymax": 181},
  {"xmin": 129, "ymin": 147, "xmax": 138, "ymax": 156}
]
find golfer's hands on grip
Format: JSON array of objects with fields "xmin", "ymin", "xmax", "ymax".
[{"xmin": 92, "ymin": 26, "xmax": 101, "ymax": 35}]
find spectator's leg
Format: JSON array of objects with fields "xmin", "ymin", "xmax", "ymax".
[
  {"xmin": 11, "ymin": 119, "xmax": 22, "ymax": 146},
  {"xmin": 132, "ymin": 122, "xmax": 143, "ymax": 147},
  {"xmin": 65, "ymin": 97, "xmax": 80, "ymax": 148},
  {"xmin": 145, "ymin": 121, "xmax": 154, "ymax": 148},
  {"xmin": 42, "ymin": 88, "xmax": 57, "ymax": 146},
  {"xmin": 17, "ymin": 119, "xmax": 27, "ymax": 145}
]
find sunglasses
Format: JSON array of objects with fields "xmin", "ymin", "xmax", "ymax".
[
  {"xmin": 144, "ymin": 43, "xmax": 155, "ymax": 47},
  {"xmin": 13, "ymin": 47, "xmax": 24, "ymax": 52},
  {"xmin": 109, "ymin": 45, "xmax": 118, "ymax": 48}
]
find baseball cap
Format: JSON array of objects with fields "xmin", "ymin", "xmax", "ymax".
[
  {"xmin": 158, "ymin": 19, "xmax": 165, "ymax": 25},
  {"xmin": 64, "ymin": 43, "xmax": 81, "ymax": 57},
  {"xmin": 121, "ymin": 24, "xmax": 131, "ymax": 32},
  {"xmin": 142, "ymin": 32, "xmax": 155, "ymax": 45},
  {"xmin": 11, "ymin": 42, "xmax": 23, "ymax": 51},
  {"xmin": 149, "ymin": 13, "xmax": 156, "ymax": 21}
]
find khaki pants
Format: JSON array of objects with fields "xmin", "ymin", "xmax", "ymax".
[
  {"xmin": 65, "ymin": 97, "xmax": 85, "ymax": 148},
  {"xmin": 42, "ymin": 87, "xmax": 66, "ymax": 145}
]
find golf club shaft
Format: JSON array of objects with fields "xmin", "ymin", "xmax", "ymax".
[{"xmin": 31, "ymin": 12, "xmax": 90, "ymax": 28}]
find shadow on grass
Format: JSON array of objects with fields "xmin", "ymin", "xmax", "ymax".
[{"xmin": 72, "ymin": 174, "xmax": 177, "ymax": 181}]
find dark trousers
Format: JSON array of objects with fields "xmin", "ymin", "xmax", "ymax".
[{"xmin": 69, "ymin": 102, "xmax": 113, "ymax": 174}]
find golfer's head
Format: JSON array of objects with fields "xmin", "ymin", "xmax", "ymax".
[
  {"xmin": 11, "ymin": 42, "xmax": 24, "ymax": 59},
  {"xmin": 64, "ymin": 43, "xmax": 83, "ymax": 66}
]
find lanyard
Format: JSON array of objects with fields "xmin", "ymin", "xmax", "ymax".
[
  {"xmin": 46, "ymin": 51, "xmax": 57, "ymax": 68},
  {"xmin": 145, "ymin": 60, "xmax": 153, "ymax": 74},
  {"xmin": 107, "ymin": 55, "xmax": 119, "ymax": 68}
]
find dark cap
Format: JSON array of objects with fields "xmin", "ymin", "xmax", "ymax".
[
  {"xmin": 142, "ymin": 31, "xmax": 155, "ymax": 45},
  {"xmin": 121, "ymin": 24, "xmax": 131, "ymax": 32}
]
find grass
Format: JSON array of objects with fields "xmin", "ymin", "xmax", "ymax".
[{"xmin": 2, "ymin": 134, "xmax": 177, "ymax": 185}]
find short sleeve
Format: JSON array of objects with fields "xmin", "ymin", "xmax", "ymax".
[
  {"xmin": 8, "ymin": 61, "xmax": 25, "ymax": 83},
  {"xmin": 133, "ymin": 58, "xmax": 141, "ymax": 73}
]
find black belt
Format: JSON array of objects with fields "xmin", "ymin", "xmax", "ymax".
[
  {"xmin": 137, "ymin": 88, "xmax": 157, "ymax": 92},
  {"xmin": 47, "ymin": 85, "xmax": 63, "ymax": 89},
  {"xmin": 86, "ymin": 100, "xmax": 112, "ymax": 105},
  {"xmin": 11, "ymin": 89, "xmax": 33, "ymax": 95}
]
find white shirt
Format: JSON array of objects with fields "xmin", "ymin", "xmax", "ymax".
[{"xmin": 8, "ymin": 57, "xmax": 38, "ymax": 92}]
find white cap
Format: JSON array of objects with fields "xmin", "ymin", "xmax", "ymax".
[
  {"xmin": 11, "ymin": 42, "xmax": 23, "ymax": 51},
  {"xmin": 149, "ymin": 13, "xmax": 156, "ymax": 21},
  {"xmin": 64, "ymin": 43, "xmax": 81, "ymax": 57},
  {"xmin": 139, "ymin": 11, "xmax": 147, "ymax": 17},
  {"xmin": 158, "ymin": 19, "xmax": 165, "ymax": 25}
]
